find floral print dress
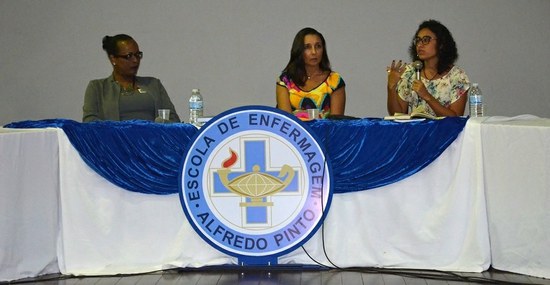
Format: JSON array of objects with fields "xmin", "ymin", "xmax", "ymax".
[{"xmin": 397, "ymin": 64, "xmax": 470, "ymax": 116}]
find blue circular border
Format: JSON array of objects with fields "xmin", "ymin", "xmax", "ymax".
[{"xmin": 178, "ymin": 105, "xmax": 333, "ymax": 260}]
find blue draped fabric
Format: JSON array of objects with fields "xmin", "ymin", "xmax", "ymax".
[
  {"xmin": 309, "ymin": 118, "xmax": 466, "ymax": 193},
  {"xmin": 5, "ymin": 119, "xmax": 198, "ymax": 195},
  {"xmin": 5, "ymin": 117, "xmax": 466, "ymax": 195}
]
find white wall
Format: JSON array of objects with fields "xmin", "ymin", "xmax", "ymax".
[{"xmin": 1, "ymin": 0, "xmax": 549, "ymax": 125}]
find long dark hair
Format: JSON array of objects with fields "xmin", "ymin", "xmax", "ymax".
[
  {"xmin": 283, "ymin": 27, "xmax": 331, "ymax": 87},
  {"xmin": 408, "ymin": 20, "xmax": 458, "ymax": 74},
  {"xmin": 102, "ymin": 34, "xmax": 134, "ymax": 56}
]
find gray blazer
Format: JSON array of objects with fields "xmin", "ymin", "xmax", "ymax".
[{"xmin": 82, "ymin": 74, "xmax": 181, "ymax": 122}]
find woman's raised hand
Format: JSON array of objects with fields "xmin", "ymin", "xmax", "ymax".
[{"xmin": 387, "ymin": 60, "xmax": 406, "ymax": 90}]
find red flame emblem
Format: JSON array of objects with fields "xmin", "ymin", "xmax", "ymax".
[{"xmin": 222, "ymin": 148, "xmax": 238, "ymax": 168}]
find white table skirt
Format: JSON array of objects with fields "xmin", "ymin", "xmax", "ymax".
[
  {"xmin": 55, "ymin": 121, "xmax": 490, "ymax": 276},
  {"xmin": 1, "ymin": 120, "xmax": 493, "ymax": 281},
  {"xmin": 0, "ymin": 128, "xmax": 61, "ymax": 281},
  {"xmin": 481, "ymin": 115, "xmax": 550, "ymax": 279}
]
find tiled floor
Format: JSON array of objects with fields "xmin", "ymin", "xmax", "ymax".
[{"xmin": 6, "ymin": 267, "xmax": 550, "ymax": 285}]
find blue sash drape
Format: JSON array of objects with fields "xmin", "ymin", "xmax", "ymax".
[{"xmin": 5, "ymin": 117, "xmax": 466, "ymax": 195}]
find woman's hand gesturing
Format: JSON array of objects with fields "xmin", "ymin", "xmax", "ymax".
[{"xmin": 387, "ymin": 60, "xmax": 405, "ymax": 90}]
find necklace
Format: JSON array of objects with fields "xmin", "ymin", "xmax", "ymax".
[
  {"xmin": 423, "ymin": 69, "xmax": 438, "ymax": 81},
  {"xmin": 120, "ymin": 83, "xmax": 134, "ymax": 92},
  {"xmin": 307, "ymin": 72, "xmax": 323, "ymax": 80},
  {"xmin": 115, "ymin": 78, "xmax": 137, "ymax": 94}
]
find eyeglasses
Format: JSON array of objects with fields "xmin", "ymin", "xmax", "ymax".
[
  {"xmin": 114, "ymin": 51, "xmax": 143, "ymax": 60},
  {"xmin": 413, "ymin": 36, "xmax": 436, "ymax": 46}
]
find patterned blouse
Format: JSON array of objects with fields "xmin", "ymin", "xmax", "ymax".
[
  {"xmin": 277, "ymin": 71, "xmax": 345, "ymax": 113},
  {"xmin": 397, "ymin": 65, "xmax": 470, "ymax": 116}
]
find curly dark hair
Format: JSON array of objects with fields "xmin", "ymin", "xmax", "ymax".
[
  {"xmin": 408, "ymin": 20, "xmax": 458, "ymax": 74},
  {"xmin": 283, "ymin": 27, "xmax": 332, "ymax": 87},
  {"xmin": 102, "ymin": 34, "xmax": 134, "ymax": 56}
]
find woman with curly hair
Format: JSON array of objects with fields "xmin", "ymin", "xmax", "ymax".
[{"xmin": 387, "ymin": 20, "xmax": 470, "ymax": 117}]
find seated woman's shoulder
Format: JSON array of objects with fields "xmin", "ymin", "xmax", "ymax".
[
  {"xmin": 135, "ymin": 76, "xmax": 166, "ymax": 89},
  {"xmin": 87, "ymin": 77, "xmax": 110, "ymax": 87},
  {"xmin": 448, "ymin": 65, "xmax": 469, "ymax": 79},
  {"xmin": 328, "ymin": 71, "xmax": 343, "ymax": 78},
  {"xmin": 277, "ymin": 72, "xmax": 292, "ymax": 86},
  {"xmin": 327, "ymin": 71, "xmax": 345, "ymax": 88}
]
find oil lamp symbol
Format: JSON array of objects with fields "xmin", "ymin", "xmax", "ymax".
[{"xmin": 217, "ymin": 148, "xmax": 295, "ymax": 207}]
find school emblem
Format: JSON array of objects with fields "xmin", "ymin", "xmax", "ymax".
[{"xmin": 179, "ymin": 106, "xmax": 332, "ymax": 265}]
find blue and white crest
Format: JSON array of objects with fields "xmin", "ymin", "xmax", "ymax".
[{"xmin": 179, "ymin": 106, "xmax": 332, "ymax": 265}]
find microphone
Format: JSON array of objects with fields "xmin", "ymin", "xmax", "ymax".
[{"xmin": 412, "ymin": 60, "xmax": 423, "ymax": 80}]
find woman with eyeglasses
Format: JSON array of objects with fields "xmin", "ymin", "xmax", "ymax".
[
  {"xmin": 82, "ymin": 34, "xmax": 180, "ymax": 122},
  {"xmin": 276, "ymin": 27, "xmax": 346, "ymax": 119},
  {"xmin": 386, "ymin": 20, "xmax": 469, "ymax": 117}
]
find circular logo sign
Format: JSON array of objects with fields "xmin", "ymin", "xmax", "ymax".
[{"xmin": 179, "ymin": 106, "xmax": 332, "ymax": 263}]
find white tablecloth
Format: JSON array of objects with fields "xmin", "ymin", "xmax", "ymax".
[
  {"xmin": 480, "ymin": 115, "xmax": 550, "ymax": 279},
  {"xmin": 0, "ymin": 128, "xmax": 60, "ymax": 281},
  {"xmin": 1, "ymin": 119, "xmax": 494, "ymax": 281}
]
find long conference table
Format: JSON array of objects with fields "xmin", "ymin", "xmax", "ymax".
[{"xmin": 0, "ymin": 115, "xmax": 548, "ymax": 281}]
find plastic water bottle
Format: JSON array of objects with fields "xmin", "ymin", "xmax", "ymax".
[
  {"xmin": 469, "ymin": 83, "xmax": 484, "ymax": 117},
  {"xmin": 189, "ymin": 88, "xmax": 203, "ymax": 126}
]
